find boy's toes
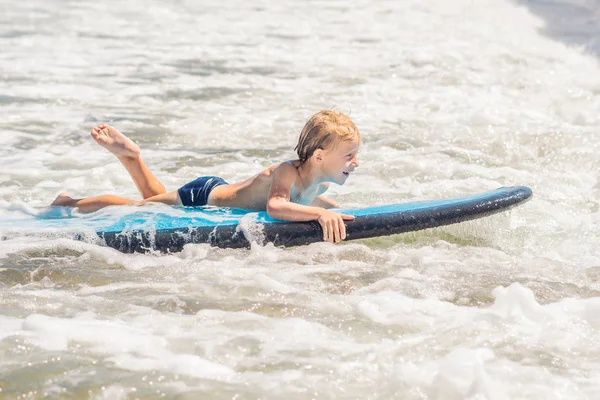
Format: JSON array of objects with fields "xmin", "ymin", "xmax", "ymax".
[{"xmin": 91, "ymin": 125, "xmax": 110, "ymax": 139}]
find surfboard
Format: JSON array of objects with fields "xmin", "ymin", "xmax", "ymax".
[{"xmin": 92, "ymin": 186, "xmax": 532, "ymax": 253}]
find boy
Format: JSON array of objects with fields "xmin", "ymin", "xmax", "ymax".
[{"xmin": 52, "ymin": 110, "xmax": 361, "ymax": 243}]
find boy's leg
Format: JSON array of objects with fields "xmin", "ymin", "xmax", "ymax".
[
  {"xmin": 51, "ymin": 191, "xmax": 181, "ymax": 213},
  {"xmin": 139, "ymin": 191, "xmax": 181, "ymax": 206},
  {"xmin": 91, "ymin": 125, "xmax": 166, "ymax": 199},
  {"xmin": 118, "ymin": 156, "xmax": 167, "ymax": 199},
  {"xmin": 51, "ymin": 193, "xmax": 138, "ymax": 213}
]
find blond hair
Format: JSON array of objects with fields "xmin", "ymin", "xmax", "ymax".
[{"xmin": 295, "ymin": 110, "xmax": 360, "ymax": 163}]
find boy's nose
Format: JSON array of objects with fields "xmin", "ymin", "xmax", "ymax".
[{"xmin": 353, "ymin": 157, "xmax": 360, "ymax": 167}]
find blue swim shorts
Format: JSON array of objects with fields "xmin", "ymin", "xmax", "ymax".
[{"xmin": 177, "ymin": 176, "xmax": 228, "ymax": 207}]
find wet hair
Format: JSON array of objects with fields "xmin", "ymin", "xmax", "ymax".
[{"xmin": 294, "ymin": 110, "xmax": 360, "ymax": 163}]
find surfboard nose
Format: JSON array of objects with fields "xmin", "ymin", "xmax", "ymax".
[{"xmin": 503, "ymin": 186, "xmax": 533, "ymax": 204}]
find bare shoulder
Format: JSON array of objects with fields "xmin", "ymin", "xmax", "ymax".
[
  {"xmin": 268, "ymin": 160, "xmax": 301, "ymax": 200},
  {"xmin": 271, "ymin": 160, "xmax": 300, "ymax": 180},
  {"xmin": 256, "ymin": 161, "xmax": 299, "ymax": 176},
  {"xmin": 264, "ymin": 160, "xmax": 302, "ymax": 175}
]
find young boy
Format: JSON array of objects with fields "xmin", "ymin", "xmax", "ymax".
[{"xmin": 52, "ymin": 110, "xmax": 361, "ymax": 243}]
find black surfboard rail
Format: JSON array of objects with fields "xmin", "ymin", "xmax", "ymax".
[{"xmin": 97, "ymin": 186, "xmax": 532, "ymax": 253}]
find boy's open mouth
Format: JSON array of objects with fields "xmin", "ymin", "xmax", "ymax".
[{"xmin": 343, "ymin": 171, "xmax": 350, "ymax": 176}]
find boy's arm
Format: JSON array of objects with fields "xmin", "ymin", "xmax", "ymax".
[
  {"xmin": 310, "ymin": 195, "xmax": 338, "ymax": 209},
  {"xmin": 266, "ymin": 163, "xmax": 353, "ymax": 242},
  {"xmin": 309, "ymin": 183, "xmax": 338, "ymax": 209},
  {"xmin": 266, "ymin": 163, "xmax": 326, "ymax": 221}
]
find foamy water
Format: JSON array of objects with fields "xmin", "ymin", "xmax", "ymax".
[{"xmin": 1, "ymin": 0, "xmax": 599, "ymax": 398}]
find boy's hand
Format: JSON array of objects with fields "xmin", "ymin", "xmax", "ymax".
[{"xmin": 317, "ymin": 210, "xmax": 355, "ymax": 243}]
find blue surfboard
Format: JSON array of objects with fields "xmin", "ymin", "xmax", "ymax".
[{"xmin": 91, "ymin": 186, "xmax": 532, "ymax": 253}]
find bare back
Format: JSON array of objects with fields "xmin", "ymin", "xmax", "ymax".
[{"xmin": 207, "ymin": 161, "xmax": 324, "ymax": 210}]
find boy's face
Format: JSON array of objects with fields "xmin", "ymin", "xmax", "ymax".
[{"xmin": 321, "ymin": 137, "xmax": 360, "ymax": 185}]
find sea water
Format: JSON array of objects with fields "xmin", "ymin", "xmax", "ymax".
[{"xmin": 1, "ymin": 0, "xmax": 599, "ymax": 398}]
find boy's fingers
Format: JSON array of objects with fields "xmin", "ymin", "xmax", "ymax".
[
  {"xmin": 322, "ymin": 222, "xmax": 328, "ymax": 241},
  {"xmin": 321, "ymin": 215, "xmax": 353, "ymax": 242},
  {"xmin": 333, "ymin": 219, "xmax": 340, "ymax": 243}
]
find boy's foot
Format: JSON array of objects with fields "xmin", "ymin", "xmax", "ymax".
[
  {"xmin": 51, "ymin": 193, "xmax": 76, "ymax": 207},
  {"xmin": 91, "ymin": 125, "xmax": 141, "ymax": 159}
]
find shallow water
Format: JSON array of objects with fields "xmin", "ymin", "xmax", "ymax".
[{"xmin": 1, "ymin": 0, "xmax": 599, "ymax": 398}]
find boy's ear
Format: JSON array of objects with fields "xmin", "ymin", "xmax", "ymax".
[{"xmin": 313, "ymin": 148, "xmax": 324, "ymax": 163}]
